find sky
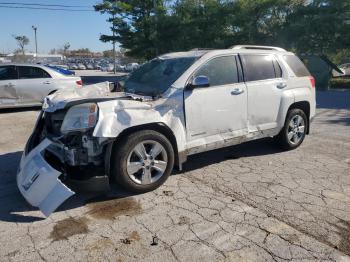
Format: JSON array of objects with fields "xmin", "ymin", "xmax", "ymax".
[{"xmin": 0, "ymin": 0, "xmax": 113, "ymax": 54}]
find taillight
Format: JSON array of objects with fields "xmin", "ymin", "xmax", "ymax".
[
  {"xmin": 76, "ymin": 80, "xmax": 83, "ymax": 86},
  {"xmin": 309, "ymin": 76, "xmax": 315, "ymax": 88}
]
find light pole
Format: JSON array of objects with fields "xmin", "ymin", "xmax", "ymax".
[
  {"xmin": 112, "ymin": 14, "xmax": 116, "ymax": 74},
  {"xmin": 32, "ymin": 26, "xmax": 38, "ymax": 57},
  {"xmin": 153, "ymin": 0, "xmax": 158, "ymax": 56}
]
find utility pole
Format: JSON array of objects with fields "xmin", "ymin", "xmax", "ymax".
[
  {"xmin": 112, "ymin": 13, "xmax": 116, "ymax": 74},
  {"xmin": 153, "ymin": 0, "xmax": 158, "ymax": 56},
  {"xmin": 32, "ymin": 26, "xmax": 38, "ymax": 58}
]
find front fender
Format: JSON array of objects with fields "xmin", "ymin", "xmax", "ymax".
[{"xmin": 93, "ymin": 99, "xmax": 187, "ymax": 153}]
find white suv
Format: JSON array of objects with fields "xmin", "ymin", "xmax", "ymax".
[{"xmin": 17, "ymin": 45, "xmax": 316, "ymax": 216}]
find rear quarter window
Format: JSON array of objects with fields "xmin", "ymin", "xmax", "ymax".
[{"xmin": 283, "ymin": 55, "xmax": 311, "ymax": 77}]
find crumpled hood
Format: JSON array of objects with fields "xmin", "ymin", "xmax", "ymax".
[{"xmin": 43, "ymin": 82, "xmax": 126, "ymax": 112}]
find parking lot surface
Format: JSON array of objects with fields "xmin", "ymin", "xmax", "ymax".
[{"xmin": 0, "ymin": 91, "xmax": 349, "ymax": 262}]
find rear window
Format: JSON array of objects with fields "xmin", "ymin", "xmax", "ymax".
[
  {"xmin": 283, "ymin": 55, "xmax": 310, "ymax": 77},
  {"xmin": 241, "ymin": 54, "xmax": 280, "ymax": 81}
]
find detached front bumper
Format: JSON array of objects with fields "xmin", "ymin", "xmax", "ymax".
[{"xmin": 17, "ymin": 138, "xmax": 75, "ymax": 217}]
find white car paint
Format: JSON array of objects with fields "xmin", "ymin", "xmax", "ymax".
[
  {"xmin": 17, "ymin": 46, "xmax": 316, "ymax": 216},
  {"xmin": 0, "ymin": 64, "xmax": 82, "ymax": 108},
  {"xmin": 17, "ymin": 139, "xmax": 74, "ymax": 217}
]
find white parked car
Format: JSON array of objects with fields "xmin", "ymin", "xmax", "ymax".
[
  {"xmin": 77, "ymin": 63, "xmax": 86, "ymax": 70},
  {"xmin": 334, "ymin": 63, "xmax": 350, "ymax": 77},
  {"xmin": 17, "ymin": 45, "xmax": 316, "ymax": 216},
  {"xmin": 0, "ymin": 64, "xmax": 82, "ymax": 108},
  {"xmin": 125, "ymin": 62, "xmax": 139, "ymax": 72}
]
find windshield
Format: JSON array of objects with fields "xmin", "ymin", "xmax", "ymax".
[{"xmin": 124, "ymin": 57, "xmax": 197, "ymax": 96}]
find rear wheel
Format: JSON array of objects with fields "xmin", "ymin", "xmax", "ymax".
[
  {"xmin": 276, "ymin": 109, "xmax": 307, "ymax": 150},
  {"xmin": 112, "ymin": 130, "xmax": 174, "ymax": 193}
]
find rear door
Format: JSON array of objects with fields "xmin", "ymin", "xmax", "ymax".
[
  {"xmin": 240, "ymin": 54, "xmax": 285, "ymax": 132},
  {"xmin": 16, "ymin": 66, "xmax": 53, "ymax": 104},
  {"xmin": 184, "ymin": 55, "xmax": 248, "ymax": 147},
  {"xmin": 0, "ymin": 65, "xmax": 19, "ymax": 106}
]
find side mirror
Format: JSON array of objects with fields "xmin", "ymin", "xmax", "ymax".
[{"xmin": 187, "ymin": 75, "xmax": 210, "ymax": 89}]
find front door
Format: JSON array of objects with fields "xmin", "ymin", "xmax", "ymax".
[
  {"xmin": 0, "ymin": 65, "xmax": 18, "ymax": 106},
  {"xmin": 184, "ymin": 55, "xmax": 248, "ymax": 151}
]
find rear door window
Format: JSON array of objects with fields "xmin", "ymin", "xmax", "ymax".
[
  {"xmin": 241, "ymin": 54, "xmax": 278, "ymax": 81},
  {"xmin": 0, "ymin": 66, "xmax": 17, "ymax": 80},
  {"xmin": 18, "ymin": 66, "xmax": 51, "ymax": 79},
  {"xmin": 283, "ymin": 55, "xmax": 310, "ymax": 77},
  {"xmin": 194, "ymin": 55, "xmax": 239, "ymax": 86}
]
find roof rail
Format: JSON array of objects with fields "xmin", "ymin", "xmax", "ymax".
[
  {"xmin": 231, "ymin": 45, "xmax": 286, "ymax": 52},
  {"xmin": 190, "ymin": 48, "xmax": 214, "ymax": 51}
]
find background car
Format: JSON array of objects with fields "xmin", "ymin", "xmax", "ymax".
[
  {"xmin": 86, "ymin": 63, "xmax": 94, "ymax": 70},
  {"xmin": 77, "ymin": 63, "xmax": 86, "ymax": 70},
  {"xmin": 338, "ymin": 63, "xmax": 350, "ymax": 76},
  {"xmin": 45, "ymin": 64, "xmax": 75, "ymax": 76},
  {"xmin": 125, "ymin": 63, "xmax": 140, "ymax": 72},
  {"xmin": 0, "ymin": 63, "xmax": 82, "ymax": 108}
]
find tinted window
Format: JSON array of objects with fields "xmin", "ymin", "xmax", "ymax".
[
  {"xmin": 0, "ymin": 66, "xmax": 17, "ymax": 80},
  {"xmin": 283, "ymin": 55, "xmax": 310, "ymax": 77},
  {"xmin": 194, "ymin": 56, "xmax": 238, "ymax": 86},
  {"xmin": 242, "ymin": 55, "xmax": 277, "ymax": 81},
  {"xmin": 18, "ymin": 66, "xmax": 51, "ymax": 79}
]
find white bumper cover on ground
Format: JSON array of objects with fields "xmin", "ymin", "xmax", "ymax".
[{"xmin": 16, "ymin": 138, "xmax": 75, "ymax": 217}]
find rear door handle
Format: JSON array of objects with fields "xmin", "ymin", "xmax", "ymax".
[
  {"xmin": 277, "ymin": 82, "xmax": 287, "ymax": 89},
  {"xmin": 6, "ymin": 83, "xmax": 15, "ymax": 88},
  {"xmin": 231, "ymin": 88, "xmax": 244, "ymax": 95},
  {"xmin": 43, "ymin": 81, "xmax": 51, "ymax": 84}
]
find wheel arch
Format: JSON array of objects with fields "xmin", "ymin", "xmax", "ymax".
[
  {"xmin": 287, "ymin": 101, "xmax": 310, "ymax": 134},
  {"xmin": 107, "ymin": 122, "xmax": 182, "ymax": 176}
]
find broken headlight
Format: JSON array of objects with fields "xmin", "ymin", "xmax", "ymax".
[{"xmin": 61, "ymin": 103, "xmax": 98, "ymax": 133}]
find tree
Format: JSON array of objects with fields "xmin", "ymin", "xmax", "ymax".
[
  {"xmin": 63, "ymin": 42, "xmax": 70, "ymax": 58},
  {"xmin": 94, "ymin": 0, "xmax": 350, "ymax": 60},
  {"xmin": 94, "ymin": 0, "xmax": 124, "ymax": 73},
  {"xmin": 49, "ymin": 48, "xmax": 57, "ymax": 54},
  {"xmin": 281, "ymin": 0, "xmax": 350, "ymax": 55},
  {"xmin": 13, "ymin": 35, "xmax": 29, "ymax": 55},
  {"xmin": 95, "ymin": 0, "xmax": 171, "ymax": 60}
]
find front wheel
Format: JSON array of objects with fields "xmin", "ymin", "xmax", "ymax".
[
  {"xmin": 276, "ymin": 109, "xmax": 307, "ymax": 150},
  {"xmin": 112, "ymin": 130, "xmax": 175, "ymax": 193}
]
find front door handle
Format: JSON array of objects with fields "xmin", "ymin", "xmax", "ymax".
[
  {"xmin": 277, "ymin": 82, "xmax": 287, "ymax": 89},
  {"xmin": 231, "ymin": 88, "xmax": 244, "ymax": 95},
  {"xmin": 43, "ymin": 81, "xmax": 51, "ymax": 85}
]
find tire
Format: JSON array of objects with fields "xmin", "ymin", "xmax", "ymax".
[
  {"xmin": 276, "ymin": 108, "xmax": 307, "ymax": 150},
  {"xmin": 112, "ymin": 130, "xmax": 175, "ymax": 193}
]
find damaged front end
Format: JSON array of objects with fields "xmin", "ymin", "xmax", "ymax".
[{"xmin": 17, "ymin": 85, "xmax": 116, "ymax": 216}]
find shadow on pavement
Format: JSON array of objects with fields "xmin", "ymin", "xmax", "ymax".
[
  {"xmin": 0, "ymin": 106, "xmax": 41, "ymax": 114},
  {"xmin": 180, "ymin": 138, "xmax": 283, "ymax": 173},
  {"xmin": 0, "ymin": 151, "xmax": 45, "ymax": 223},
  {"xmin": 0, "ymin": 138, "xmax": 283, "ymax": 223},
  {"xmin": 0, "ymin": 150, "xmax": 136, "ymax": 223}
]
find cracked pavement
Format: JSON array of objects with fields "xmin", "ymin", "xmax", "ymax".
[{"xmin": 0, "ymin": 91, "xmax": 349, "ymax": 262}]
